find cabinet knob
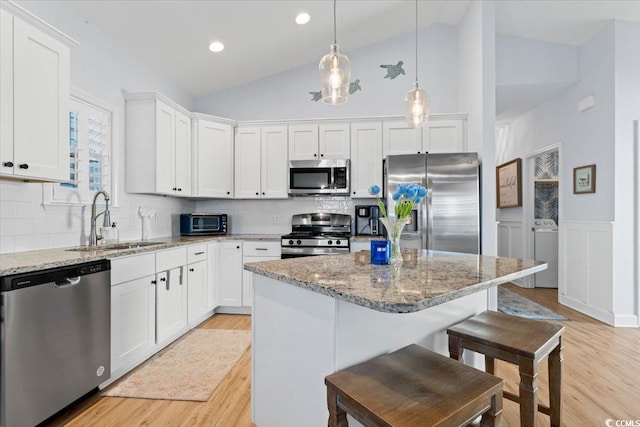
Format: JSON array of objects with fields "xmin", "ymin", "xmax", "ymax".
[
  {"xmin": 2, "ymin": 161, "xmax": 13, "ymax": 167},
  {"xmin": 189, "ymin": 268, "xmax": 194, "ymax": 272},
  {"xmin": 172, "ymin": 187, "xmax": 177, "ymax": 191},
  {"xmin": 151, "ymin": 280, "xmax": 157, "ymax": 284},
  {"xmin": 262, "ymin": 192, "xmax": 265, "ymax": 195},
  {"xmin": 160, "ymin": 277, "xmax": 166, "ymax": 282},
  {"xmin": 178, "ymin": 188, "xmax": 182, "ymax": 192},
  {"xmin": 320, "ymin": 154, "xmax": 324, "ymax": 157},
  {"xmin": 313, "ymin": 153, "xmax": 317, "ymax": 157},
  {"xmin": 353, "ymin": 191, "xmax": 356, "ymax": 195},
  {"xmin": 227, "ymin": 191, "xmax": 230, "ymax": 195},
  {"xmin": 236, "ymin": 246, "xmax": 240, "ymax": 249},
  {"xmin": 256, "ymin": 192, "xmax": 259, "ymax": 196},
  {"xmin": 19, "ymin": 163, "xmax": 28, "ymax": 169}
]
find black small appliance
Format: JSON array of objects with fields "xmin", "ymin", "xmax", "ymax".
[{"xmin": 355, "ymin": 205, "xmax": 380, "ymax": 236}]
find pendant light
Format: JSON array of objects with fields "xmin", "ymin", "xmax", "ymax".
[
  {"xmin": 319, "ymin": 0, "xmax": 351, "ymax": 104},
  {"xmin": 404, "ymin": 0, "xmax": 429, "ymax": 127}
]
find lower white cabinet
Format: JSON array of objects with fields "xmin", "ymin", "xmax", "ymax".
[
  {"xmin": 218, "ymin": 241, "xmax": 244, "ymax": 307},
  {"xmin": 187, "ymin": 245, "xmax": 208, "ymax": 327},
  {"xmin": 207, "ymin": 242, "xmax": 220, "ymax": 311},
  {"xmin": 109, "ymin": 252, "xmax": 157, "ymax": 378},
  {"xmin": 155, "ymin": 247, "xmax": 188, "ymax": 346},
  {"xmin": 242, "ymin": 241, "xmax": 281, "ymax": 307}
]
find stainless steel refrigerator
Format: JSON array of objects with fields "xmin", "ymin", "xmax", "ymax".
[{"xmin": 384, "ymin": 153, "xmax": 480, "ymax": 254}]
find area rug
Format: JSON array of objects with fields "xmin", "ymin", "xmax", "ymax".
[
  {"xmin": 498, "ymin": 287, "xmax": 568, "ymax": 321},
  {"xmin": 103, "ymin": 329, "xmax": 251, "ymax": 402}
]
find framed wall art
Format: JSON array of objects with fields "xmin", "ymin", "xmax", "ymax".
[
  {"xmin": 496, "ymin": 158, "xmax": 522, "ymax": 208},
  {"xmin": 573, "ymin": 164, "xmax": 596, "ymax": 194}
]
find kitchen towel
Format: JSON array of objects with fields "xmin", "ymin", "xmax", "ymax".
[{"xmin": 103, "ymin": 329, "xmax": 250, "ymax": 402}]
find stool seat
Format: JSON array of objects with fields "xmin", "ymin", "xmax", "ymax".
[
  {"xmin": 447, "ymin": 310, "xmax": 565, "ymax": 427},
  {"xmin": 325, "ymin": 344, "xmax": 504, "ymax": 427}
]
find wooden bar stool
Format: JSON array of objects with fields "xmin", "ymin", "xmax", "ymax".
[
  {"xmin": 447, "ymin": 311, "xmax": 565, "ymax": 427},
  {"xmin": 324, "ymin": 344, "xmax": 504, "ymax": 427}
]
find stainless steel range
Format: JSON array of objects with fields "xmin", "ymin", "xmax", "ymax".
[{"xmin": 281, "ymin": 213, "xmax": 351, "ymax": 259}]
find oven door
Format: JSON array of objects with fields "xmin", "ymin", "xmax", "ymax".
[{"xmin": 281, "ymin": 247, "xmax": 349, "ymax": 259}]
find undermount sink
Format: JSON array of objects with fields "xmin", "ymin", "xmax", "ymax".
[{"xmin": 67, "ymin": 241, "xmax": 165, "ymax": 252}]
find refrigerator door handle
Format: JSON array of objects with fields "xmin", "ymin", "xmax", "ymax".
[{"xmin": 425, "ymin": 180, "xmax": 433, "ymax": 250}]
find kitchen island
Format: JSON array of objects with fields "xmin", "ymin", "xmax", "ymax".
[{"xmin": 244, "ymin": 250, "xmax": 546, "ymax": 427}]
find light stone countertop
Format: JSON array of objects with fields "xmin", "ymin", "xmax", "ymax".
[
  {"xmin": 0, "ymin": 234, "xmax": 281, "ymax": 276},
  {"xmin": 244, "ymin": 250, "xmax": 546, "ymax": 314}
]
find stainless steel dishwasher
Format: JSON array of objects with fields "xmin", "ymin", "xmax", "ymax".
[{"xmin": 1, "ymin": 260, "xmax": 111, "ymax": 427}]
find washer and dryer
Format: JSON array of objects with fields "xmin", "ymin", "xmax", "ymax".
[{"xmin": 533, "ymin": 219, "xmax": 558, "ymax": 288}]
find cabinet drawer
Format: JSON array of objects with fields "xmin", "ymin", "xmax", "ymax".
[
  {"xmin": 110, "ymin": 253, "xmax": 156, "ymax": 284},
  {"xmin": 156, "ymin": 247, "xmax": 187, "ymax": 271},
  {"xmin": 187, "ymin": 244, "xmax": 207, "ymax": 263},
  {"xmin": 243, "ymin": 241, "xmax": 281, "ymax": 257}
]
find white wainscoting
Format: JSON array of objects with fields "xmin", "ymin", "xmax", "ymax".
[
  {"xmin": 559, "ymin": 221, "xmax": 616, "ymax": 325},
  {"xmin": 497, "ymin": 221, "xmax": 532, "ymax": 287}
]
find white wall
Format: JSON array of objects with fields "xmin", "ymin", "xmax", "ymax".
[
  {"xmin": 457, "ymin": 0, "xmax": 497, "ymax": 256},
  {"xmin": 612, "ymin": 21, "xmax": 640, "ymax": 323},
  {"xmin": 0, "ymin": 1, "xmax": 196, "ymax": 254},
  {"xmin": 497, "ymin": 21, "xmax": 638, "ymax": 326},
  {"xmin": 195, "ymin": 24, "xmax": 459, "ymax": 120}
]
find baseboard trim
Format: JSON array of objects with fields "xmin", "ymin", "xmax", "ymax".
[
  {"xmin": 216, "ymin": 306, "xmax": 251, "ymax": 315},
  {"xmin": 614, "ymin": 314, "xmax": 640, "ymax": 328},
  {"xmin": 559, "ymin": 294, "xmax": 615, "ymax": 326}
]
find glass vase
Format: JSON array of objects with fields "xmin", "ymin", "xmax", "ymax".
[{"xmin": 379, "ymin": 217, "xmax": 410, "ymax": 265}]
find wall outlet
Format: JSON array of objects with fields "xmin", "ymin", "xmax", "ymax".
[{"xmin": 273, "ymin": 215, "xmax": 280, "ymax": 224}]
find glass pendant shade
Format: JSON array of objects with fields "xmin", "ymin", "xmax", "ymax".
[
  {"xmin": 319, "ymin": 44, "xmax": 351, "ymax": 104},
  {"xmin": 404, "ymin": 83, "xmax": 429, "ymax": 128}
]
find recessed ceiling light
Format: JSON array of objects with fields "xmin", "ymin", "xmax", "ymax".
[
  {"xmin": 208, "ymin": 41, "xmax": 224, "ymax": 53},
  {"xmin": 295, "ymin": 12, "xmax": 311, "ymax": 25}
]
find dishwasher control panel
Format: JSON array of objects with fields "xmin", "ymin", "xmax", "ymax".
[{"xmin": 0, "ymin": 260, "xmax": 110, "ymax": 291}]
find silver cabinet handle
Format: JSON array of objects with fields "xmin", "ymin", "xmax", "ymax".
[
  {"xmin": 195, "ymin": 251, "xmax": 205, "ymax": 255},
  {"xmin": 255, "ymin": 248, "xmax": 268, "ymax": 251}
]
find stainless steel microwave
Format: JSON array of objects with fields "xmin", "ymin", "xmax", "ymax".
[
  {"xmin": 180, "ymin": 213, "xmax": 227, "ymax": 236},
  {"xmin": 288, "ymin": 159, "xmax": 350, "ymax": 196}
]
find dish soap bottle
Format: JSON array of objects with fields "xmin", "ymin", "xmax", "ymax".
[{"xmin": 101, "ymin": 222, "xmax": 119, "ymax": 244}]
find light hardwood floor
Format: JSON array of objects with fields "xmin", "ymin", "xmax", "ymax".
[{"xmin": 49, "ymin": 284, "xmax": 639, "ymax": 426}]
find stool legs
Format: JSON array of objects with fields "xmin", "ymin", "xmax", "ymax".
[
  {"xmin": 518, "ymin": 358, "xmax": 538, "ymax": 427},
  {"xmin": 327, "ymin": 388, "xmax": 348, "ymax": 427},
  {"xmin": 548, "ymin": 338, "xmax": 563, "ymax": 427},
  {"xmin": 480, "ymin": 389, "xmax": 504, "ymax": 427}
]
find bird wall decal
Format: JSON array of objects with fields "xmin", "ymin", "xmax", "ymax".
[{"xmin": 380, "ymin": 61, "xmax": 405, "ymax": 79}]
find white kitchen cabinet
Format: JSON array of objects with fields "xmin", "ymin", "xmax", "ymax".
[
  {"xmin": 109, "ymin": 253, "xmax": 156, "ymax": 377},
  {"xmin": 424, "ymin": 119, "xmax": 466, "ymax": 153},
  {"xmin": 350, "ymin": 122, "xmax": 383, "ymax": 198},
  {"xmin": 234, "ymin": 125, "xmax": 288, "ymax": 199},
  {"xmin": 192, "ymin": 114, "xmax": 234, "ymax": 198},
  {"xmin": 217, "ymin": 241, "xmax": 244, "ymax": 307},
  {"xmin": 242, "ymin": 241, "xmax": 281, "ymax": 307},
  {"xmin": 207, "ymin": 242, "xmax": 220, "ymax": 311},
  {"xmin": 288, "ymin": 123, "xmax": 350, "ymax": 160},
  {"xmin": 350, "ymin": 240, "xmax": 373, "ymax": 252},
  {"xmin": 124, "ymin": 93, "xmax": 192, "ymax": 196},
  {"xmin": 383, "ymin": 117, "xmax": 467, "ymax": 157},
  {"xmin": 0, "ymin": 3, "xmax": 76, "ymax": 182},
  {"xmin": 155, "ymin": 247, "xmax": 188, "ymax": 346},
  {"xmin": 187, "ymin": 245, "xmax": 208, "ymax": 327},
  {"xmin": 382, "ymin": 120, "xmax": 422, "ymax": 157}
]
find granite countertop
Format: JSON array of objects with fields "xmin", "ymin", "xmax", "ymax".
[
  {"xmin": 0, "ymin": 234, "xmax": 281, "ymax": 276},
  {"xmin": 244, "ymin": 250, "xmax": 546, "ymax": 314}
]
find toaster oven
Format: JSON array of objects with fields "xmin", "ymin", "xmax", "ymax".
[{"xmin": 180, "ymin": 213, "xmax": 227, "ymax": 236}]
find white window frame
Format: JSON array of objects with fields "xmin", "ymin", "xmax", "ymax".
[{"xmin": 45, "ymin": 87, "xmax": 119, "ymax": 206}]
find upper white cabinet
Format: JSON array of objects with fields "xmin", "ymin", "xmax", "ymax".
[
  {"xmin": 125, "ymin": 93, "xmax": 192, "ymax": 196},
  {"xmin": 350, "ymin": 122, "xmax": 383, "ymax": 198},
  {"xmin": 424, "ymin": 119, "xmax": 465, "ymax": 153},
  {"xmin": 235, "ymin": 125, "xmax": 288, "ymax": 199},
  {"xmin": 288, "ymin": 123, "xmax": 350, "ymax": 160},
  {"xmin": 192, "ymin": 114, "xmax": 234, "ymax": 198},
  {"xmin": 0, "ymin": 3, "xmax": 77, "ymax": 182},
  {"xmin": 383, "ymin": 116, "xmax": 467, "ymax": 157}
]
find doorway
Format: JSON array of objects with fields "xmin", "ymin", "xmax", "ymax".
[{"xmin": 525, "ymin": 147, "xmax": 560, "ymax": 288}]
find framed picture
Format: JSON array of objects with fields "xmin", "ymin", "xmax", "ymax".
[
  {"xmin": 496, "ymin": 158, "xmax": 522, "ymax": 208},
  {"xmin": 573, "ymin": 164, "xmax": 596, "ymax": 194}
]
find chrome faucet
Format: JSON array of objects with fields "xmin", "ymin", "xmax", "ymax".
[{"xmin": 90, "ymin": 191, "xmax": 111, "ymax": 247}]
